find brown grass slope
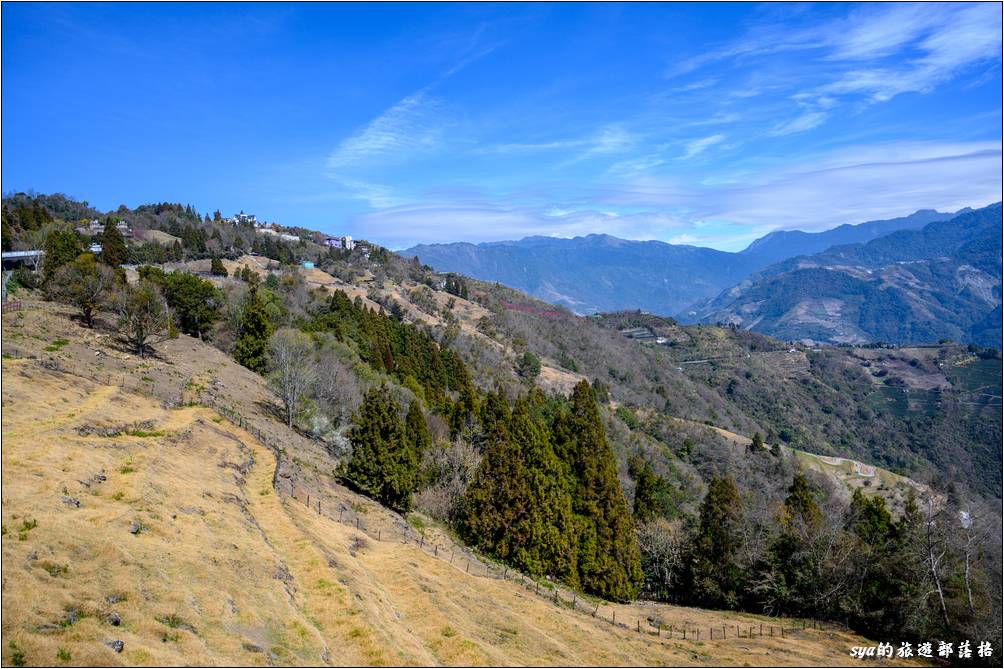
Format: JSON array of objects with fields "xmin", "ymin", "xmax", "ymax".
[{"xmin": 1, "ymin": 300, "xmax": 916, "ymax": 666}]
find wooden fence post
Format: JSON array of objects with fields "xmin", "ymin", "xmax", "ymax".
[
  {"xmin": 338, "ymin": 509, "xmax": 343, "ymax": 521},
  {"xmin": 593, "ymin": 602, "xmax": 599, "ymax": 617},
  {"xmin": 683, "ymin": 628, "xmax": 686, "ymax": 640},
  {"xmin": 760, "ymin": 623, "xmax": 763, "ymax": 636},
  {"xmin": 434, "ymin": 544, "xmax": 438, "ymax": 556},
  {"xmin": 356, "ymin": 517, "xmax": 360, "ymax": 529},
  {"xmin": 612, "ymin": 611, "xmax": 616, "ymax": 625},
  {"xmin": 466, "ymin": 560, "xmax": 470, "ymax": 574},
  {"xmin": 637, "ymin": 620, "xmax": 640, "ymax": 633},
  {"xmin": 722, "ymin": 625, "xmax": 726, "ymax": 639}
]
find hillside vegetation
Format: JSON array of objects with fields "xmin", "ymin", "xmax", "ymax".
[
  {"xmin": 3, "ymin": 191, "xmax": 1001, "ymax": 665},
  {"xmin": 1, "ymin": 301, "xmax": 899, "ymax": 667},
  {"xmin": 696, "ymin": 203, "xmax": 1002, "ymax": 347}
]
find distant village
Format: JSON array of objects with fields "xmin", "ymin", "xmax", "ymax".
[
  {"xmin": 223, "ymin": 210, "xmax": 364, "ymax": 254},
  {"xmin": 2, "ymin": 206, "xmax": 371, "ymax": 291}
]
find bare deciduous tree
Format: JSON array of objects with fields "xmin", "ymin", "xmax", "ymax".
[
  {"xmin": 48, "ymin": 254, "xmax": 115, "ymax": 328},
  {"xmin": 112, "ymin": 281, "xmax": 176, "ymax": 358},
  {"xmin": 268, "ymin": 328, "xmax": 316, "ymax": 429},
  {"xmin": 414, "ymin": 439, "xmax": 481, "ymax": 521}
]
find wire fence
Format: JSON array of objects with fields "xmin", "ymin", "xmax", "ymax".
[
  {"xmin": 12, "ymin": 351, "xmax": 834, "ymax": 645},
  {"xmin": 208, "ymin": 398, "xmax": 832, "ymax": 644}
]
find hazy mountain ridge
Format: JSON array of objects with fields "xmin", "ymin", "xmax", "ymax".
[
  {"xmin": 696, "ymin": 203, "xmax": 1002, "ymax": 346},
  {"xmin": 405, "ymin": 234, "xmax": 759, "ymax": 315},
  {"xmin": 738, "ymin": 208, "xmax": 962, "ymax": 266},
  {"xmin": 402, "ymin": 208, "xmax": 966, "ymax": 319}
]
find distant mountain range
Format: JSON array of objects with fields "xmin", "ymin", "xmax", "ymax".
[
  {"xmin": 402, "ymin": 206, "xmax": 971, "ymax": 319},
  {"xmin": 738, "ymin": 208, "xmax": 961, "ymax": 267},
  {"xmin": 695, "ymin": 203, "xmax": 1002, "ymax": 347},
  {"xmin": 405, "ymin": 234, "xmax": 759, "ymax": 316}
]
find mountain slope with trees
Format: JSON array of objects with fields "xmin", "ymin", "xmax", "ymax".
[
  {"xmin": 3, "ymin": 191, "xmax": 1001, "ymax": 664},
  {"xmin": 695, "ymin": 203, "xmax": 1002, "ymax": 346}
]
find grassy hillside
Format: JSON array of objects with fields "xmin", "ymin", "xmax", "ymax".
[
  {"xmin": 0, "ymin": 300, "xmax": 906, "ymax": 667},
  {"xmin": 3, "ymin": 192, "xmax": 999, "ymax": 664}
]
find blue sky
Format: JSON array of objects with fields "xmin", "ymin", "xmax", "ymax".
[{"xmin": 2, "ymin": 2, "xmax": 1001, "ymax": 250}]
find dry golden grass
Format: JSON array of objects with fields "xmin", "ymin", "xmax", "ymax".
[{"xmin": 1, "ymin": 302, "xmax": 919, "ymax": 666}]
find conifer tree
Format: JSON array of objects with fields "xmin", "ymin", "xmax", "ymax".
[
  {"xmin": 507, "ymin": 399, "xmax": 578, "ymax": 582},
  {"xmin": 690, "ymin": 475, "xmax": 743, "ymax": 608},
  {"xmin": 42, "ymin": 229, "xmax": 81, "ymax": 282},
  {"xmin": 459, "ymin": 397, "xmax": 523, "ymax": 553},
  {"xmin": 100, "ymin": 219, "xmax": 128, "ymax": 266},
  {"xmin": 405, "ymin": 399, "xmax": 431, "ymax": 457},
  {"xmin": 562, "ymin": 380, "xmax": 643, "ymax": 601},
  {"xmin": 233, "ymin": 285, "xmax": 272, "ymax": 373},
  {"xmin": 784, "ymin": 473, "xmax": 822, "ymax": 528},
  {"xmin": 460, "ymin": 398, "xmax": 577, "ymax": 583},
  {"xmin": 629, "ymin": 455, "xmax": 660, "ymax": 522},
  {"xmin": 343, "ymin": 387, "xmax": 420, "ymax": 512},
  {"xmin": 757, "ymin": 473, "xmax": 823, "ymax": 615},
  {"xmin": 210, "ymin": 256, "xmax": 228, "ymax": 277}
]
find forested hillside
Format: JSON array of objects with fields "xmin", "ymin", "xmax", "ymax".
[
  {"xmin": 697, "ymin": 203, "xmax": 1003, "ymax": 346},
  {"xmin": 3, "ymin": 192, "xmax": 1001, "ymax": 664}
]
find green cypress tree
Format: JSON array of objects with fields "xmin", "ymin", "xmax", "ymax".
[
  {"xmin": 405, "ymin": 399, "xmax": 431, "ymax": 457},
  {"xmin": 42, "ymin": 229, "xmax": 81, "ymax": 283},
  {"xmin": 100, "ymin": 219, "xmax": 128, "ymax": 266},
  {"xmin": 459, "ymin": 398, "xmax": 525, "ymax": 556},
  {"xmin": 343, "ymin": 386, "xmax": 419, "ymax": 512},
  {"xmin": 210, "ymin": 256, "xmax": 228, "ymax": 277},
  {"xmin": 460, "ymin": 397, "xmax": 577, "ymax": 584},
  {"xmin": 691, "ymin": 475, "xmax": 743, "ymax": 608},
  {"xmin": 629, "ymin": 455, "xmax": 660, "ymax": 523},
  {"xmin": 758, "ymin": 473, "xmax": 823, "ymax": 615},
  {"xmin": 508, "ymin": 399, "xmax": 578, "ymax": 583},
  {"xmin": 233, "ymin": 285, "xmax": 272, "ymax": 374},
  {"xmin": 562, "ymin": 380, "xmax": 643, "ymax": 602},
  {"xmin": 847, "ymin": 488, "xmax": 892, "ymax": 546},
  {"xmin": 784, "ymin": 473, "xmax": 822, "ymax": 528}
]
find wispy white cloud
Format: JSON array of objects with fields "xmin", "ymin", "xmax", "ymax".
[
  {"xmin": 323, "ymin": 88, "xmax": 448, "ymax": 206},
  {"xmin": 768, "ymin": 111, "xmax": 828, "ymax": 136},
  {"xmin": 667, "ymin": 3, "xmax": 1002, "ymax": 124},
  {"xmin": 680, "ymin": 134, "xmax": 725, "ymax": 159},
  {"xmin": 327, "ymin": 89, "xmax": 444, "ymax": 172},
  {"xmin": 353, "ymin": 203, "xmax": 690, "ymax": 248},
  {"xmin": 602, "ymin": 140, "xmax": 1002, "ymax": 235},
  {"xmin": 568, "ymin": 124, "xmax": 636, "ymax": 163},
  {"xmin": 344, "ymin": 139, "xmax": 1000, "ymax": 251}
]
